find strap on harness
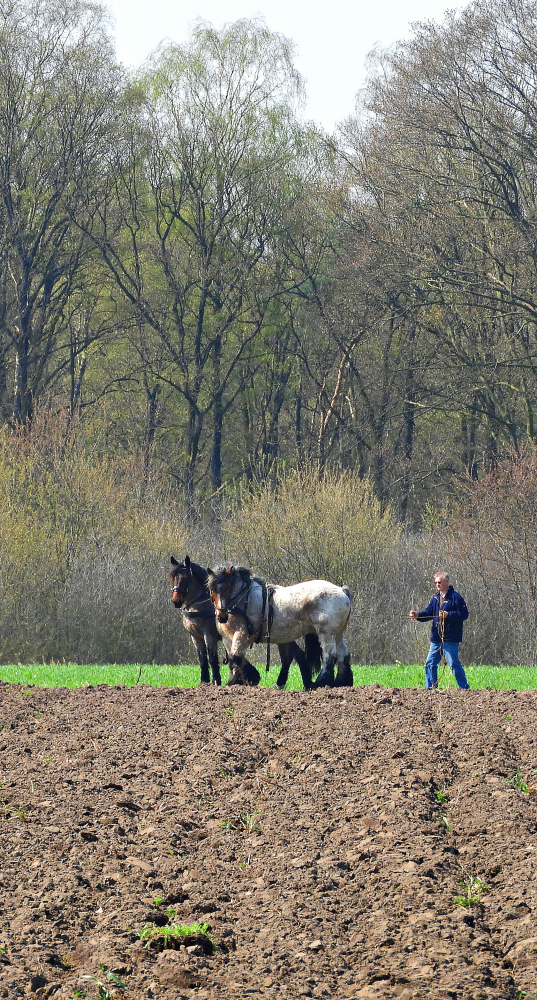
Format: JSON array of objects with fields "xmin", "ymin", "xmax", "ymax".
[
  {"xmin": 181, "ymin": 594, "xmax": 215, "ymax": 620},
  {"xmin": 265, "ymin": 586, "xmax": 275, "ymax": 672},
  {"xmin": 225, "ymin": 577, "xmax": 275, "ymax": 671}
]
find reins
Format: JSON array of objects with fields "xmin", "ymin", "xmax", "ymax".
[{"xmin": 431, "ymin": 599, "xmax": 448, "ymax": 690}]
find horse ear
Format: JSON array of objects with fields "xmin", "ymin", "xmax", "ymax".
[
  {"xmin": 207, "ymin": 567, "xmax": 212, "ymax": 576},
  {"xmin": 170, "ymin": 556, "xmax": 178, "ymax": 566},
  {"xmin": 185, "ymin": 555, "xmax": 190, "ymax": 566}
]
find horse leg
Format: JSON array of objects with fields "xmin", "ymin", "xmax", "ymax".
[
  {"xmin": 205, "ymin": 638, "xmax": 222, "ymax": 686},
  {"xmin": 274, "ymin": 638, "xmax": 319, "ymax": 691},
  {"xmin": 193, "ymin": 638, "xmax": 211, "ymax": 685},
  {"xmin": 314, "ymin": 634, "xmax": 337, "ymax": 688},
  {"xmin": 226, "ymin": 655, "xmax": 260, "ymax": 686},
  {"xmin": 304, "ymin": 633, "xmax": 322, "ymax": 687},
  {"xmin": 290, "ymin": 640, "xmax": 315, "ymax": 690},
  {"xmin": 227, "ymin": 662, "xmax": 244, "ymax": 685},
  {"xmin": 334, "ymin": 638, "xmax": 353, "ymax": 687},
  {"xmin": 274, "ymin": 642, "xmax": 294, "ymax": 690},
  {"xmin": 226, "ymin": 627, "xmax": 255, "ymax": 686},
  {"xmin": 242, "ymin": 657, "xmax": 261, "ymax": 686}
]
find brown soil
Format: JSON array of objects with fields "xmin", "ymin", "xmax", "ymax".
[{"xmin": 1, "ymin": 681, "xmax": 537, "ymax": 1000}]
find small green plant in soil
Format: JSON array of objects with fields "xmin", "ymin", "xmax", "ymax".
[
  {"xmin": 435, "ymin": 788, "xmax": 448, "ymax": 804},
  {"xmin": 453, "ymin": 874, "xmax": 490, "ymax": 908},
  {"xmin": 220, "ymin": 809, "xmax": 263, "ymax": 834},
  {"xmin": 152, "ymin": 896, "xmax": 165, "ymax": 908},
  {"xmin": 2, "ymin": 802, "xmax": 27, "ymax": 822},
  {"xmin": 196, "ymin": 795, "xmax": 213, "ymax": 810},
  {"xmin": 507, "ymin": 768, "xmax": 530, "ymax": 792},
  {"xmin": 438, "ymin": 813, "xmax": 450, "ymax": 832},
  {"xmin": 79, "ymin": 966, "xmax": 126, "ymax": 999},
  {"xmin": 140, "ymin": 920, "xmax": 214, "ymax": 951}
]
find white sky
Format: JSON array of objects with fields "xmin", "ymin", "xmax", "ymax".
[{"xmin": 104, "ymin": 0, "xmax": 468, "ymax": 132}]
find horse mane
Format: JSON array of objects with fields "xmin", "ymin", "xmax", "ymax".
[
  {"xmin": 236, "ymin": 566, "xmax": 254, "ymax": 583},
  {"xmin": 210, "ymin": 564, "xmax": 254, "ymax": 585},
  {"xmin": 189, "ymin": 560, "xmax": 209, "ymax": 585},
  {"xmin": 168, "ymin": 556, "xmax": 208, "ymax": 585}
]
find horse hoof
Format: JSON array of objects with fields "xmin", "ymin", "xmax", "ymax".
[
  {"xmin": 334, "ymin": 673, "xmax": 353, "ymax": 688},
  {"xmin": 244, "ymin": 665, "xmax": 261, "ymax": 686},
  {"xmin": 314, "ymin": 673, "xmax": 335, "ymax": 689}
]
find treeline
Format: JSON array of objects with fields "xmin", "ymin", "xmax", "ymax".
[
  {"xmin": 0, "ymin": 413, "xmax": 534, "ymax": 666},
  {"xmin": 4, "ymin": 0, "xmax": 537, "ymax": 520}
]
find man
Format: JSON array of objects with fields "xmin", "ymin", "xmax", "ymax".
[{"xmin": 409, "ymin": 572, "xmax": 470, "ymax": 690}]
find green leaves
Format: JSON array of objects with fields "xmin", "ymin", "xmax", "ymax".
[
  {"xmin": 506, "ymin": 768, "xmax": 530, "ymax": 793},
  {"xmin": 453, "ymin": 874, "xmax": 490, "ymax": 909}
]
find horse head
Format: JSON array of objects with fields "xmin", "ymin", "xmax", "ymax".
[
  {"xmin": 168, "ymin": 555, "xmax": 193, "ymax": 608},
  {"xmin": 207, "ymin": 565, "xmax": 243, "ymax": 623}
]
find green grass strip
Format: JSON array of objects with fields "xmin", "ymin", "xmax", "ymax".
[{"xmin": 0, "ymin": 662, "xmax": 536, "ymax": 690}]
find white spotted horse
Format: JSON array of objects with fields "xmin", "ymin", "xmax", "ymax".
[
  {"xmin": 168, "ymin": 557, "xmax": 322, "ymax": 688},
  {"xmin": 207, "ymin": 565, "xmax": 353, "ymax": 688}
]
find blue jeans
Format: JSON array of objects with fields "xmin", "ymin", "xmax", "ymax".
[{"xmin": 425, "ymin": 642, "xmax": 470, "ymax": 689}]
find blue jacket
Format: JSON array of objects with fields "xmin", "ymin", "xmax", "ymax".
[{"xmin": 416, "ymin": 586, "xmax": 469, "ymax": 644}]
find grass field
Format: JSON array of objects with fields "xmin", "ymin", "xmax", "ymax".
[{"xmin": 0, "ymin": 662, "xmax": 535, "ymax": 690}]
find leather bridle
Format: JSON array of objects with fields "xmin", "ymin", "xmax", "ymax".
[{"xmin": 171, "ymin": 563, "xmax": 211, "ymax": 614}]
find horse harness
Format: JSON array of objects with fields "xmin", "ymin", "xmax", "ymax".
[{"xmin": 226, "ymin": 576, "xmax": 276, "ymax": 669}]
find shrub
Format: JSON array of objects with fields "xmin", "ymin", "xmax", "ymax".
[
  {"xmin": 429, "ymin": 451, "xmax": 537, "ymax": 664},
  {"xmin": 0, "ymin": 408, "xmax": 189, "ymax": 663},
  {"xmin": 220, "ymin": 469, "xmax": 403, "ymax": 660},
  {"xmin": 221, "ymin": 469, "xmax": 400, "ymax": 585}
]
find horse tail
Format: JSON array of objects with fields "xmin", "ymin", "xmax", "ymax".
[
  {"xmin": 342, "ymin": 586, "xmax": 352, "ymax": 630},
  {"xmin": 304, "ymin": 632, "xmax": 323, "ymax": 678}
]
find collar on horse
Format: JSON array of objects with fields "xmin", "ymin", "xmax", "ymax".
[
  {"xmin": 181, "ymin": 594, "xmax": 215, "ymax": 620},
  {"xmin": 227, "ymin": 576, "xmax": 273, "ymax": 644},
  {"xmin": 228, "ymin": 576, "xmax": 275, "ymax": 669},
  {"xmin": 226, "ymin": 577, "xmax": 258, "ymax": 636}
]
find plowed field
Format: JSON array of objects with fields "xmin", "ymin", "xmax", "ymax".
[{"xmin": 1, "ymin": 681, "xmax": 536, "ymax": 1000}]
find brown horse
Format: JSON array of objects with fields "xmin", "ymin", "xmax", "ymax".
[
  {"xmin": 168, "ymin": 557, "xmax": 321, "ymax": 688},
  {"xmin": 207, "ymin": 565, "xmax": 352, "ymax": 688}
]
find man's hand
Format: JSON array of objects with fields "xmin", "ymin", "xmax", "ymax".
[
  {"xmin": 409, "ymin": 610, "xmax": 418, "ymax": 619},
  {"xmin": 438, "ymin": 609, "xmax": 447, "ymax": 619}
]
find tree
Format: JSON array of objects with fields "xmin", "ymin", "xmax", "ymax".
[
  {"xmin": 334, "ymin": 0, "xmax": 537, "ymax": 505},
  {"xmin": 90, "ymin": 18, "xmax": 319, "ymax": 515},
  {"xmin": 0, "ymin": 0, "xmax": 122, "ymax": 424}
]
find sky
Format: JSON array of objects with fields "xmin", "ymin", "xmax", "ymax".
[{"xmin": 104, "ymin": 0, "xmax": 468, "ymax": 132}]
